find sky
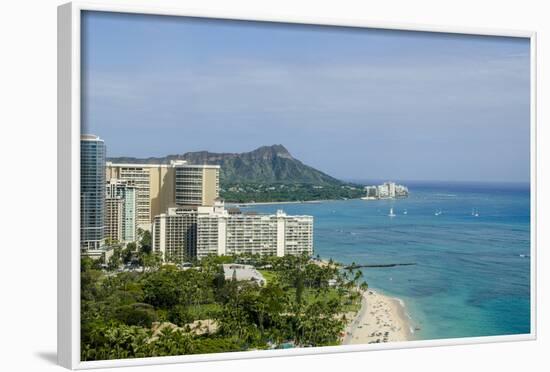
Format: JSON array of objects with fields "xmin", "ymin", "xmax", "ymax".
[{"xmin": 81, "ymin": 11, "xmax": 531, "ymax": 183}]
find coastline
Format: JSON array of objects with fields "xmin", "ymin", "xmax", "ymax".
[
  {"xmin": 226, "ymin": 198, "xmax": 363, "ymax": 207},
  {"xmin": 227, "ymin": 200, "xmax": 326, "ymax": 207},
  {"xmin": 342, "ymin": 289, "xmax": 413, "ymax": 345},
  {"xmin": 224, "ymin": 194, "xmax": 409, "ymax": 207}
]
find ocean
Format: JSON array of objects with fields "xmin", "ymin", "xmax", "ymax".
[{"xmin": 239, "ymin": 181, "xmax": 532, "ymax": 341}]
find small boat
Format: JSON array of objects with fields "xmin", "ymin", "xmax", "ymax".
[
  {"xmin": 403, "ymin": 209, "xmax": 408, "ymax": 215},
  {"xmin": 472, "ymin": 208, "xmax": 479, "ymax": 217},
  {"xmin": 434, "ymin": 209, "xmax": 442, "ymax": 216},
  {"xmin": 388, "ymin": 208, "xmax": 396, "ymax": 217}
]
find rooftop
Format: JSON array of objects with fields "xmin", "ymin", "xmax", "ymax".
[
  {"xmin": 81, "ymin": 134, "xmax": 103, "ymax": 141},
  {"xmin": 222, "ymin": 264, "xmax": 266, "ymax": 285},
  {"xmin": 106, "ymin": 161, "xmax": 220, "ymax": 169}
]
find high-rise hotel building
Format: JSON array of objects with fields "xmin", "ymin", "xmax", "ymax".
[
  {"xmin": 197, "ymin": 204, "xmax": 313, "ymax": 258},
  {"xmin": 152, "ymin": 201, "xmax": 313, "ymax": 261},
  {"xmin": 104, "ymin": 195, "xmax": 123, "ymax": 243},
  {"xmin": 80, "ymin": 134, "xmax": 106, "ymax": 250},
  {"xmin": 105, "ymin": 179, "xmax": 137, "ymax": 243},
  {"xmin": 152, "ymin": 208, "xmax": 198, "ymax": 262},
  {"xmin": 173, "ymin": 161, "xmax": 220, "ymax": 207},
  {"xmin": 106, "ymin": 161, "xmax": 220, "ymax": 230},
  {"xmin": 105, "ymin": 163, "xmax": 167, "ymax": 230}
]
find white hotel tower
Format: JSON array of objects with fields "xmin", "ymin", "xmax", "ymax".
[{"xmin": 152, "ymin": 200, "xmax": 313, "ymax": 261}]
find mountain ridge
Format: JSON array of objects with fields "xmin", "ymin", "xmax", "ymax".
[{"xmin": 107, "ymin": 145, "xmax": 344, "ymax": 186}]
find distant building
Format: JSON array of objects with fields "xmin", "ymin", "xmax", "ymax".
[
  {"xmin": 365, "ymin": 186, "xmax": 378, "ymax": 198},
  {"xmin": 362, "ymin": 181, "xmax": 408, "ymax": 200},
  {"xmin": 388, "ymin": 182, "xmax": 396, "ymax": 197},
  {"xmin": 394, "ymin": 184, "xmax": 409, "ymax": 197},
  {"xmin": 377, "ymin": 183, "xmax": 391, "ymax": 198},
  {"xmin": 105, "ymin": 179, "xmax": 137, "ymax": 243},
  {"xmin": 81, "ymin": 134, "xmax": 105, "ymax": 250},
  {"xmin": 152, "ymin": 201, "xmax": 313, "ymax": 261},
  {"xmin": 106, "ymin": 161, "xmax": 220, "ymax": 231}
]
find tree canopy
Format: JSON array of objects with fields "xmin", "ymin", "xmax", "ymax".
[{"xmin": 80, "ymin": 253, "xmax": 365, "ymax": 361}]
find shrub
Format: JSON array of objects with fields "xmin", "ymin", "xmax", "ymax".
[{"xmin": 114, "ymin": 303, "xmax": 157, "ymax": 327}]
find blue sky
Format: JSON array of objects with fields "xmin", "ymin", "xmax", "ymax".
[{"xmin": 82, "ymin": 11, "xmax": 530, "ymax": 183}]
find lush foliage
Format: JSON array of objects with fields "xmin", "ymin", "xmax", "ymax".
[
  {"xmin": 81, "ymin": 253, "xmax": 366, "ymax": 361},
  {"xmin": 220, "ymin": 183, "xmax": 364, "ymax": 203}
]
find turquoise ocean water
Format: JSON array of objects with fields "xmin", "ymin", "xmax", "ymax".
[{"xmin": 239, "ymin": 182, "xmax": 531, "ymax": 341}]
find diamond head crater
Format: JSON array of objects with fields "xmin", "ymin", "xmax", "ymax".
[{"xmin": 108, "ymin": 145, "xmax": 365, "ymax": 203}]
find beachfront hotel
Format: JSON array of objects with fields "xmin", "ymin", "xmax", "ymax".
[
  {"xmin": 106, "ymin": 160, "xmax": 220, "ymax": 230},
  {"xmin": 197, "ymin": 202, "xmax": 313, "ymax": 258},
  {"xmin": 80, "ymin": 134, "xmax": 106, "ymax": 250},
  {"xmin": 105, "ymin": 179, "xmax": 137, "ymax": 243},
  {"xmin": 152, "ymin": 200, "xmax": 314, "ymax": 261},
  {"xmin": 363, "ymin": 182, "xmax": 409, "ymax": 200},
  {"xmin": 85, "ymin": 138, "xmax": 312, "ymax": 261}
]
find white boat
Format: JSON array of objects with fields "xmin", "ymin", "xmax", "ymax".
[
  {"xmin": 434, "ymin": 209, "xmax": 442, "ymax": 216},
  {"xmin": 403, "ymin": 209, "xmax": 408, "ymax": 215},
  {"xmin": 472, "ymin": 208, "xmax": 479, "ymax": 217},
  {"xmin": 389, "ymin": 208, "xmax": 396, "ymax": 217}
]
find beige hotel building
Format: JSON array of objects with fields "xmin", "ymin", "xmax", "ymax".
[{"xmin": 106, "ymin": 160, "xmax": 220, "ymax": 230}]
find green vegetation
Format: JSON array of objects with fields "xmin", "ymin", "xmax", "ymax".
[
  {"xmin": 81, "ymin": 254, "xmax": 367, "ymax": 361},
  {"xmin": 137, "ymin": 228, "xmax": 152, "ymax": 254},
  {"xmin": 220, "ymin": 183, "xmax": 364, "ymax": 203},
  {"xmin": 258, "ymin": 269, "xmax": 277, "ymax": 283}
]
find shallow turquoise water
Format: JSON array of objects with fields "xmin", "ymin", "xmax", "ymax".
[{"xmin": 241, "ymin": 182, "xmax": 531, "ymax": 341}]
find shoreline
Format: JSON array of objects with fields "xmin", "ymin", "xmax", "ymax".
[
  {"xmin": 342, "ymin": 289, "xmax": 413, "ymax": 345},
  {"xmin": 225, "ymin": 196, "xmax": 410, "ymax": 207},
  {"xmin": 227, "ymin": 200, "xmax": 331, "ymax": 206}
]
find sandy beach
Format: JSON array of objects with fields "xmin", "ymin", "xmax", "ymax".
[{"xmin": 342, "ymin": 289, "xmax": 413, "ymax": 345}]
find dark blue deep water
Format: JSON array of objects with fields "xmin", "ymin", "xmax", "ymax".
[{"xmin": 240, "ymin": 182, "xmax": 531, "ymax": 341}]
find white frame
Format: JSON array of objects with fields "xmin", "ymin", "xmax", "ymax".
[{"xmin": 57, "ymin": 1, "xmax": 537, "ymax": 369}]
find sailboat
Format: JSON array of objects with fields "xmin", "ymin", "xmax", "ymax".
[{"xmin": 389, "ymin": 207, "xmax": 396, "ymax": 217}]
